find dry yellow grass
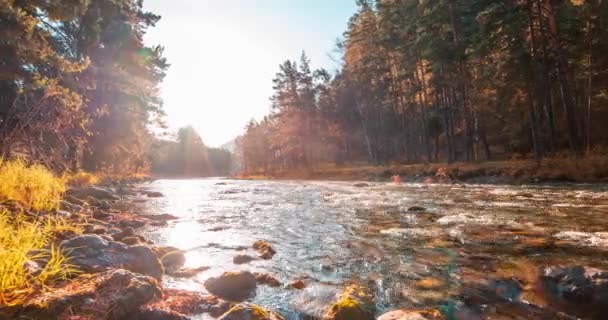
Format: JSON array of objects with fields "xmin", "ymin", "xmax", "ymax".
[
  {"xmin": 0, "ymin": 158, "xmax": 66, "ymax": 211},
  {"xmin": 64, "ymin": 171, "xmax": 100, "ymax": 187},
  {"xmin": 0, "ymin": 210, "xmax": 81, "ymax": 306}
]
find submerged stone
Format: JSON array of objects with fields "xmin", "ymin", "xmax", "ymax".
[
  {"xmin": 254, "ymin": 272, "xmax": 281, "ymax": 287},
  {"xmin": 408, "ymin": 206, "xmax": 427, "ymax": 212},
  {"xmin": 233, "ymin": 254, "xmax": 255, "ymax": 264},
  {"xmin": 253, "ymin": 240, "xmax": 276, "ymax": 259},
  {"xmin": 160, "ymin": 250, "xmax": 186, "ymax": 272},
  {"xmin": 169, "ymin": 266, "xmax": 210, "ymax": 278},
  {"xmin": 145, "ymin": 191, "xmax": 164, "ymax": 197}
]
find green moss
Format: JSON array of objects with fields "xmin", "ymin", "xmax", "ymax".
[{"xmin": 324, "ymin": 285, "xmax": 375, "ymax": 320}]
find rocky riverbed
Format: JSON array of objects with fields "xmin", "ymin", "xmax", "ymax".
[{"xmin": 2, "ymin": 179, "xmax": 608, "ymax": 320}]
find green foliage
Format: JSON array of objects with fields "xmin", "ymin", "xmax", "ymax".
[{"xmin": 240, "ymin": 0, "xmax": 608, "ymax": 172}]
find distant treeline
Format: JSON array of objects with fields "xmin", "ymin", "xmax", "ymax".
[
  {"xmin": 239, "ymin": 0, "xmax": 608, "ymax": 174},
  {"xmin": 151, "ymin": 126, "xmax": 232, "ymax": 177}
]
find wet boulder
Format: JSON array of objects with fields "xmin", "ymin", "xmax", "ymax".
[
  {"xmin": 353, "ymin": 183, "xmax": 369, "ymax": 188},
  {"xmin": 11, "ymin": 269, "xmax": 161, "ymax": 320},
  {"xmin": 147, "ymin": 213, "xmax": 179, "ymax": 222},
  {"xmin": 253, "ymin": 240, "xmax": 276, "ymax": 259},
  {"xmin": 542, "ymin": 265, "xmax": 608, "ymax": 305},
  {"xmin": 377, "ymin": 309, "xmax": 443, "ymax": 320},
  {"xmin": 204, "ymin": 271, "xmax": 257, "ymax": 301},
  {"xmin": 233, "ymin": 254, "xmax": 255, "ymax": 264},
  {"xmin": 160, "ymin": 250, "xmax": 187, "ymax": 272},
  {"xmin": 111, "ymin": 227, "xmax": 136, "ymax": 241},
  {"xmin": 145, "ymin": 191, "xmax": 164, "ymax": 198},
  {"xmin": 61, "ymin": 234, "xmax": 163, "ymax": 280},
  {"xmin": 169, "ymin": 266, "xmax": 210, "ymax": 278},
  {"xmin": 408, "ymin": 206, "xmax": 427, "ymax": 212},
  {"xmin": 68, "ymin": 186, "xmax": 119, "ymax": 201},
  {"xmin": 289, "ymin": 280, "xmax": 306, "ymax": 289},
  {"xmin": 218, "ymin": 303, "xmax": 284, "ymax": 320},
  {"xmin": 254, "ymin": 272, "xmax": 281, "ymax": 287},
  {"xmin": 322, "ymin": 284, "xmax": 375, "ymax": 320}
]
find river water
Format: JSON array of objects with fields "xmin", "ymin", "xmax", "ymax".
[{"xmin": 137, "ymin": 179, "xmax": 608, "ymax": 319}]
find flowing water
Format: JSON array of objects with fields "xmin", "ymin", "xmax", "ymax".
[{"xmin": 136, "ymin": 179, "xmax": 608, "ymax": 319}]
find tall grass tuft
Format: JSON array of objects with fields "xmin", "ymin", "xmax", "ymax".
[
  {"xmin": 0, "ymin": 210, "xmax": 81, "ymax": 305},
  {"xmin": 64, "ymin": 171, "xmax": 100, "ymax": 187},
  {"xmin": 0, "ymin": 158, "xmax": 66, "ymax": 211}
]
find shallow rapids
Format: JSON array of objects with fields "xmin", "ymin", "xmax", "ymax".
[{"xmin": 136, "ymin": 179, "xmax": 608, "ymax": 319}]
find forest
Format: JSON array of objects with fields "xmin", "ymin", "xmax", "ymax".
[
  {"xmin": 0, "ymin": 0, "xmax": 227, "ymax": 177},
  {"xmin": 239, "ymin": 0, "xmax": 608, "ymax": 174}
]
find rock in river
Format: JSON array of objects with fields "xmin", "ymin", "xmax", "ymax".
[
  {"xmin": 61, "ymin": 234, "xmax": 163, "ymax": 280},
  {"xmin": 254, "ymin": 272, "xmax": 281, "ymax": 287},
  {"xmin": 233, "ymin": 254, "xmax": 255, "ymax": 264},
  {"xmin": 377, "ymin": 309, "xmax": 443, "ymax": 320},
  {"xmin": 407, "ymin": 206, "xmax": 427, "ymax": 212},
  {"xmin": 253, "ymin": 240, "xmax": 276, "ymax": 259},
  {"xmin": 219, "ymin": 303, "xmax": 284, "ymax": 320},
  {"xmin": 204, "ymin": 271, "xmax": 257, "ymax": 301},
  {"xmin": 160, "ymin": 250, "xmax": 187, "ymax": 272},
  {"xmin": 322, "ymin": 284, "xmax": 375, "ymax": 320},
  {"xmin": 542, "ymin": 265, "xmax": 608, "ymax": 307},
  {"xmin": 9, "ymin": 269, "xmax": 161, "ymax": 320}
]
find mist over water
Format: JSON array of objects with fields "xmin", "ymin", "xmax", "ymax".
[{"xmin": 139, "ymin": 179, "xmax": 608, "ymax": 319}]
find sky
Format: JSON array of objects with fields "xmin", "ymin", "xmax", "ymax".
[{"xmin": 142, "ymin": 0, "xmax": 358, "ymax": 147}]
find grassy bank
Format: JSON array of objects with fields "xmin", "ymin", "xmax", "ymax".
[
  {"xmin": 0, "ymin": 159, "xmax": 82, "ymax": 305},
  {"xmin": 238, "ymin": 156, "xmax": 608, "ymax": 183}
]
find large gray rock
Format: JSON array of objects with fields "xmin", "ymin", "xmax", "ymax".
[
  {"xmin": 204, "ymin": 271, "xmax": 257, "ymax": 301},
  {"xmin": 11, "ymin": 269, "xmax": 161, "ymax": 320},
  {"xmin": 542, "ymin": 265, "xmax": 608, "ymax": 304},
  {"xmin": 68, "ymin": 186, "xmax": 119, "ymax": 200},
  {"xmin": 61, "ymin": 234, "xmax": 163, "ymax": 279}
]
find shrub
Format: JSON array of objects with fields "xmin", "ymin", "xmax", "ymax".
[{"xmin": 0, "ymin": 158, "xmax": 66, "ymax": 211}]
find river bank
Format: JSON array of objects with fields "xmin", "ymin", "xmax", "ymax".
[
  {"xmin": 0, "ymin": 176, "xmax": 418, "ymax": 320},
  {"xmin": 2, "ymin": 166, "xmax": 608, "ymax": 319},
  {"xmin": 238, "ymin": 156, "xmax": 608, "ymax": 184}
]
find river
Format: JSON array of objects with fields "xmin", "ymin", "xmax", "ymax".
[{"xmin": 136, "ymin": 179, "xmax": 608, "ymax": 319}]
